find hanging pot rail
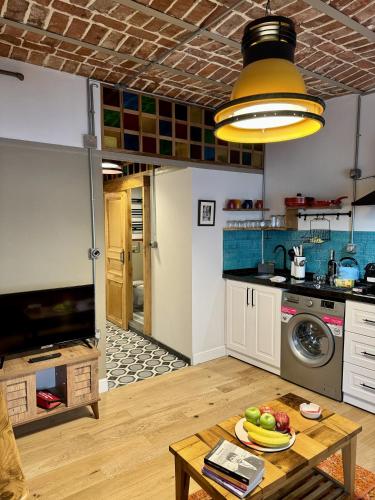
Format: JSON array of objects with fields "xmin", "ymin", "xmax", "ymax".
[{"xmin": 297, "ymin": 211, "xmax": 352, "ymax": 221}]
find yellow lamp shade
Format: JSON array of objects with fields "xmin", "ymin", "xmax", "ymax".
[{"xmin": 214, "ymin": 17, "xmax": 325, "ymax": 143}]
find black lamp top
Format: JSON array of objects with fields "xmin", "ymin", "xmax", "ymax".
[{"xmin": 242, "ymin": 15, "xmax": 297, "ymax": 67}]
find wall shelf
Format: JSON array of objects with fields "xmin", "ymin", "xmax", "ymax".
[
  {"xmin": 224, "ymin": 227, "xmax": 290, "ymax": 231},
  {"xmin": 223, "ymin": 208, "xmax": 270, "ymax": 212}
]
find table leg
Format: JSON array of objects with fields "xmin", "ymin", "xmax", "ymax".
[
  {"xmin": 175, "ymin": 456, "xmax": 190, "ymax": 500},
  {"xmin": 90, "ymin": 402, "xmax": 99, "ymax": 419},
  {"xmin": 342, "ymin": 436, "xmax": 357, "ymax": 498}
]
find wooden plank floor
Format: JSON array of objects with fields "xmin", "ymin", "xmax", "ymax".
[{"xmin": 14, "ymin": 357, "xmax": 375, "ymax": 499}]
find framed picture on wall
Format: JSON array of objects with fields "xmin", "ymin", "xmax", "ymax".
[{"xmin": 198, "ymin": 200, "xmax": 216, "ymax": 226}]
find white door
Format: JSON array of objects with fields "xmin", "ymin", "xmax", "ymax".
[
  {"xmin": 226, "ymin": 280, "xmax": 253, "ymax": 355},
  {"xmin": 248, "ymin": 285, "xmax": 282, "ymax": 369}
]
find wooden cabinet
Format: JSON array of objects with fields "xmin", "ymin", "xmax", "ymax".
[
  {"xmin": 0, "ymin": 345, "xmax": 100, "ymax": 426},
  {"xmin": 225, "ymin": 280, "xmax": 283, "ymax": 375},
  {"xmin": 344, "ymin": 300, "xmax": 375, "ymax": 413}
]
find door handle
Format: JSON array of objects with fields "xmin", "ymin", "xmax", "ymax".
[
  {"xmin": 252, "ymin": 289, "xmax": 255, "ymax": 307},
  {"xmin": 360, "ymin": 382, "xmax": 375, "ymax": 391},
  {"xmin": 361, "ymin": 351, "xmax": 375, "ymax": 358},
  {"xmin": 363, "ymin": 318, "xmax": 375, "ymax": 325},
  {"xmin": 120, "ymin": 250, "xmax": 125, "ymax": 263},
  {"xmin": 247, "ymin": 288, "xmax": 250, "ymax": 306}
]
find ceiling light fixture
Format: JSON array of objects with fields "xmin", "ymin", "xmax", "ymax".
[
  {"xmin": 214, "ymin": 6, "xmax": 325, "ymax": 143},
  {"xmin": 102, "ymin": 161, "xmax": 123, "ymax": 175}
]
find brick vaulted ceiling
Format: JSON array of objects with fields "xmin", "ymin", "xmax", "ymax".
[{"xmin": 0, "ymin": 1, "xmax": 374, "ymax": 107}]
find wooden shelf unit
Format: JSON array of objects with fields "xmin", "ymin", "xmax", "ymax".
[{"xmin": 0, "ymin": 344, "xmax": 100, "ymax": 427}]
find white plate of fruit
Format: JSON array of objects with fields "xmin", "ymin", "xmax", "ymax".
[{"xmin": 235, "ymin": 405, "xmax": 295, "ymax": 452}]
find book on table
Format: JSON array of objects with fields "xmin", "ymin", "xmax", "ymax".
[{"xmin": 202, "ymin": 439, "xmax": 264, "ymax": 498}]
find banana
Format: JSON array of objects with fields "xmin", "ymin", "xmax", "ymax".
[
  {"xmin": 243, "ymin": 421, "xmax": 288, "ymax": 440},
  {"xmin": 248, "ymin": 430, "xmax": 290, "ymax": 448}
]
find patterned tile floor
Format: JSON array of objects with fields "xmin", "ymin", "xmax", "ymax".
[{"xmin": 106, "ymin": 321, "xmax": 188, "ymax": 389}]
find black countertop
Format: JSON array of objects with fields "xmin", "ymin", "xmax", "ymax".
[{"xmin": 223, "ymin": 268, "xmax": 375, "ymax": 305}]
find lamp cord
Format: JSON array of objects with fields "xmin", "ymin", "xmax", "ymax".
[{"xmin": 265, "ymin": 0, "xmax": 272, "ymax": 15}]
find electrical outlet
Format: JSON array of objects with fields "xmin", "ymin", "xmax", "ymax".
[{"xmin": 346, "ymin": 243, "xmax": 357, "ymax": 254}]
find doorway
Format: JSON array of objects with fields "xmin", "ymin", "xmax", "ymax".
[{"xmin": 104, "ymin": 175, "xmax": 151, "ymax": 336}]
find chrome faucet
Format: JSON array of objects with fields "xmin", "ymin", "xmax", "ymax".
[{"xmin": 274, "ymin": 245, "xmax": 287, "ymax": 271}]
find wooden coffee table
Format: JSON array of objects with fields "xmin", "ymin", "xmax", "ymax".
[{"xmin": 169, "ymin": 393, "xmax": 362, "ymax": 499}]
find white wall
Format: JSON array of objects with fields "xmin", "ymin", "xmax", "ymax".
[
  {"xmin": 152, "ymin": 168, "xmax": 193, "ymax": 358},
  {"xmin": 0, "ymin": 139, "xmax": 106, "ymax": 379},
  {"xmin": 0, "ymin": 57, "xmax": 101, "ymax": 148},
  {"xmin": 191, "ymin": 169, "xmax": 263, "ymax": 364},
  {"xmin": 266, "ymin": 93, "xmax": 375, "ymax": 231},
  {"xmin": 0, "ymin": 57, "xmax": 106, "ymax": 380}
]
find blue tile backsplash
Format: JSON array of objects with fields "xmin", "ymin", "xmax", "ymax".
[{"xmin": 223, "ymin": 230, "xmax": 375, "ymax": 277}]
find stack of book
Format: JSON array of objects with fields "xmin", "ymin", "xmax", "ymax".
[{"xmin": 202, "ymin": 439, "xmax": 264, "ymax": 498}]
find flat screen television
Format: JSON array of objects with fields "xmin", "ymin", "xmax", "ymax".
[{"xmin": 0, "ymin": 285, "xmax": 95, "ymax": 358}]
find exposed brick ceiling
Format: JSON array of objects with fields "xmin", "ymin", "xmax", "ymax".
[{"xmin": 0, "ymin": 0, "xmax": 374, "ymax": 107}]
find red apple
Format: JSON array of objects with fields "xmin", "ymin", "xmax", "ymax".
[
  {"xmin": 275, "ymin": 411, "xmax": 290, "ymax": 433},
  {"xmin": 259, "ymin": 405, "xmax": 275, "ymax": 417}
]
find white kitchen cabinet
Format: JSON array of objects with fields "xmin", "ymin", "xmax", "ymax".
[
  {"xmin": 344, "ymin": 300, "xmax": 375, "ymax": 413},
  {"xmin": 225, "ymin": 280, "xmax": 283, "ymax": 375},
  {"xmin": 226, "ymin": 280, "xmax": 251, "ymax": 355}
]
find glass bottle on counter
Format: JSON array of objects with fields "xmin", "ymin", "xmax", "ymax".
[{"xmin": 327, "ymin": 250, "xmax": 337, "ymax": 285}]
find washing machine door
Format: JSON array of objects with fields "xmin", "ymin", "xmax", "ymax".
[{"xmin": 286, "ymin": 313, "xmax": 335, "ymax": 368}]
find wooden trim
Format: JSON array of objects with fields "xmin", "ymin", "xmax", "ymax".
[
  {"xmin": 143, "ymin": 182, "xmax": 152, "ymax": 335},
  {"xmin": 104, "ymin": 174, "xmax": 150, "ymax": 192},
  {"xmin": 104, "ymin": 174, "xmax": 152, "ymax": 336},
  {"xmin": 125, "ymin": 190, "xmax": 133, "ymax": 327}
]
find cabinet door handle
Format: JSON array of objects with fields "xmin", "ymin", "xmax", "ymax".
[
  {"xmin": 252, "ymin": 289, "xmax": 255, "ymax": 308},
  {"xmin": 120, "ymin": 250, "xmax": 125, "ymax": 264},
  {"xmin": 360, "ymin": 382, "xmax": 375, "ymax": 391},
  {"xmin": 361, "ymin": 351, "xmax": 375, "ymax": 358},
  {"xmin": 364, "ymin": 318, "xmax": 375, "ymax": 325},
  {"xmin": 247, "ymin": 288, "xmax": 250, "ymax": 306}
]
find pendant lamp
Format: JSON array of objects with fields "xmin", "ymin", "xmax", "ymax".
[
  {"xmin": 102, "ymin": 161, "xmax": 123, "ymax": 175},
  {"xmin": 214, "ymin": 15, "xmax": 325, "ymax": 143}
]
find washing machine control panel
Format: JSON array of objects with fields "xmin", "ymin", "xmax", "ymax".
[{"xmin": 321, "ymin": 300, "xmax": 335, "ymax": 309}]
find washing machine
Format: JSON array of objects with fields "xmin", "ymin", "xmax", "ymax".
[{"xmin": 280, "ymin": 291, "xmax": 345, "ymax": 401}]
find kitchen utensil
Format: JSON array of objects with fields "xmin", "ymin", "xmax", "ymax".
[
  {"xmin": 284, "ymin": 194, "xmax": 315, "ymax": 207},
  {"xmin": 288, "ymin": 248, "xmax": 295, "ymax": 276},
  {"xmin": 242, "ymin": 199, "xmax": 253, "ymax": 209},
  {"xmin": 293, "ymin": 256, "xmax": 306, "ymax": 279},
  {"xmin": 338, "ymin": 257, "xmax": 359, "ymax": 280},
  {"xmin": 302, "ymin": 216, "xmax": 331, "ymax": 244},
  {"xmin": 335, "ymin": 278, "xmax": 355, "ymax": 288},
  {"xmin": 313, "ymin": 274, "xmax": 326, "ymax": 287},
  {"xmin": 258, "ymin": 261, "xmax": 275, "ymax": 275},
  {"xmin": 299, "ymin": 403, "xmax": 322, "ymax": 420},
  {"xmin": 364, "ymin": 263, "xmax": 375, "ymax": 282},
  {"xmin": 310, "ymin": 196, "xmax": 348, "ymax": 208}
]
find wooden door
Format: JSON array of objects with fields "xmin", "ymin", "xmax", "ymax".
[
  {"xmin": 105, "ymin": 192, "xmax": 129, "ymax": 328},
  {"xmin": 225, "ymin": 280, "xmax": 252, "ymax": 355},
  {"xmin": 248, "ymin": 285, "xmax": 282, "ymax": 370}
]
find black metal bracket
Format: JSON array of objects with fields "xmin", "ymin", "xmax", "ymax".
[
  {"xmin": 297, "ymin": 211, "xmax": 352, "ymax": 221},
  {"xmin": 0, "ymin": 69, "xmax": 24, "ymax": 81}
]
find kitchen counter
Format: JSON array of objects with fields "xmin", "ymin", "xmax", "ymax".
[{"xmin": 223, "ymin": 268, "xmax": 375, "ymax": 304}]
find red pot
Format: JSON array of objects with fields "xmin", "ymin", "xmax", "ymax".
[{"xmin": 285, "ymin": 196, "xmax": 315, "ymax": 208}]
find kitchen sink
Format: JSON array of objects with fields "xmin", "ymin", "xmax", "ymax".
[{"xmin": 256, "ymin": 274, "xmax": 275, "ymax": 279}]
